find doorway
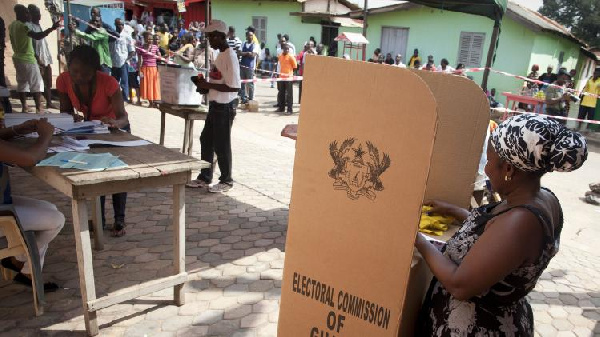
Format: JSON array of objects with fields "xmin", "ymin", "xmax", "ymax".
[{"xmin": 321, "ymin": 25, "xmax": 339, "ymax": 57}]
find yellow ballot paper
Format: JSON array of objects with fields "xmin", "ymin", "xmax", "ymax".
[{"xmin": 278, "ymin": 56, "xmax": 439, "ymax": 337}]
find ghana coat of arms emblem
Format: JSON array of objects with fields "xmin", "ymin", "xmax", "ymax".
[{"xmin": 328, "ymin": 138, "xmax": 391, "ymax": 200}]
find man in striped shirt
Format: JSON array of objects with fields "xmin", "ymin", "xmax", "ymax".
[{"xmin": 226, "ymin": 26, "xmax": 242, "ymax": 53}]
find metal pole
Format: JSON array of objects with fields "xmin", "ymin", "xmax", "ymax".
[
  {"xmin": 204, "ymin": 0, "xmax": 210, "ymax": 77},
  {"xmin": 481, "ymin": 22, "xmax": 500, "ymax": 93},
  {"xmin": 361, "ymin": 0, "xmax": 368, "ymax": 61},
  {"xmin": 67, "ymin": 0, "xmax": 73, "ymax": 52}
]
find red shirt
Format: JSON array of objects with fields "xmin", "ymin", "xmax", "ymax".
[{"xmin": 56, "ymin": 71, "xmax": 119, "ymax": 120}]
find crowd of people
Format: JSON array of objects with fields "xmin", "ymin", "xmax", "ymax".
[{"xmin": 367, "ymin": 48, "xmax": 462, "ymax": 74}]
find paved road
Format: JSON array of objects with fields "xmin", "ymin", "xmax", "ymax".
[{"xmin": 0, "ymin": 82, "xmax": 598, "ymax": 336}]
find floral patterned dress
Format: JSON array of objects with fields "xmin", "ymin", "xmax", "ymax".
[{"xmin": 417, "ymin": 189, "xmax": 563, "ymax": 336}]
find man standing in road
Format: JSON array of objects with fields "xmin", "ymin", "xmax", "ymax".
[
  {"xmin": 276, "ymin": 44, "xmax": 297, "ymax": 115},
  {"xmin": 26, "ymin": 5, "xmax": 56, "ymax": 110},
  {"xmin": 110, "ymin": 18, "xmax": 135, "ymax": 102},
  {"xmin": 187, "ymin": 20, "xmax": 240, "ymax": 193},
  {"xmin": 9, "ymin": 5, "xmax": 59, "ymax": 113},
  {"xmin": 238, "ymin": 30, "xmax": 259, "ymax": 104},
  {"xmin": 578, "ymin": 68, "xmax": 600, "ymax": 131}
]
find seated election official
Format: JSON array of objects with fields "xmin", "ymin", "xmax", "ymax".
[
  {"xmin": 0, "ymin": 118, "xmax": 64, "ymax": 292},
  {"xmin": 56, "ymin": 45, "xmax": 130, "ymax": 237}
]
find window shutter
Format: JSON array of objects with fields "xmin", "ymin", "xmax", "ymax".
[
  {"xmin": 457, "ymin": 32, "xmax": 485, "ymax": 68},
  {"xmin": 252, "ymin": 16, "xmax": 267, "ymax": 43}
]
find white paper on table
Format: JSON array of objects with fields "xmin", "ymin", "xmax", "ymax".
[{"xmin": 77, "ymin": 139, "xmax": 152, "ymax": 147}]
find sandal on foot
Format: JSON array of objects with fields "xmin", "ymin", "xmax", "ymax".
[
  {"xmin": 1, "ymin": 257, "xmax": 22, "ymax": 273},
  {"xmin": 13, "ymin": 272, "xmax": 59, "ymax": 292},
  {"xmin": 111, "ymin": 221, "xmax": 126, "ymax": 237},
  {"xmin": 186, "ymin": 179, "xmax": 209, "ymax": 188}
]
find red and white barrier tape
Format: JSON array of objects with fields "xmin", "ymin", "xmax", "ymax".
[
  {"xmin": 462, "ymin": 67, "xmax": 600, "ymax": 99},
  {"xmin": 491, "ymin": 107, "xmax": 600, "ymax": 125}
]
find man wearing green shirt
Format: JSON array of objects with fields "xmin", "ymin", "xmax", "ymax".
[
  {"xmin": 70, "ymin": 19, "xmax": 112, "ymax": 73},
  {"xmin": 8, "ymin": 5, "xmax": 59, "ymax": 112}
]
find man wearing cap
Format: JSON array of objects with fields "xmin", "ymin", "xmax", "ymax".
[{"xmin": 188, "ymin": 20, "xmax": 240, "ymax": 193}]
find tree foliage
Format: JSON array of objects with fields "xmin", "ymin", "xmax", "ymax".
[{"xmin": 539, "ymin": 0, "xmax": 600, "ymax": 47}]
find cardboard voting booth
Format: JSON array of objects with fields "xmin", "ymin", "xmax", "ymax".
[{"xmin": 278, "ymin": 56, "xmax": 489, "ymax": 337}]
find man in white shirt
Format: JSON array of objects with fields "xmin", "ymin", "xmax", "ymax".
[
  {"xmin": 439, "ymin": 58, "xmax": 455, "ymax": 73},
  {"xmin": 188, "ymin": 20, "xmax": 241, "ymax": 193},
  {"xmin": 110, "ymin": 19, "xmax": 135, "ymax": 102},
  {"xmin": 26, "ymin": 5, "xmax": 55, "ymax": 109},
  {"xmin": 394, "ymin": 54, "xmax": 406, "ymax": 68}
]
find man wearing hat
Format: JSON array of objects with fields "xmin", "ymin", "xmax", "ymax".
[{"xmin": 187, "ymin": 20, "xmax": 241, "ymax": 193}]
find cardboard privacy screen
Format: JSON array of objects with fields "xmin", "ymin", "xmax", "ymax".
[
  {"xmin": 409, "ymin": 70, "xmax": 490, "ymax": 208},
  {"xmin": 278, "ymin": 56, "xmax": 439, "ymax": 337}
]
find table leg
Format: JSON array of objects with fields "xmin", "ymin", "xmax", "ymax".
[
  {"xmin": 182, "ymin": 119, "xmax": 190, "ymax": 154},
  {"xmin": 173, "ymin": 184, "xmax": 185, "ymax": 306},
  {"xmin": 187, "ymin": 120, "xmax": 195, "ymax": 156},
  {"xmin": 72, "ymin": 199, "xmax": 99, "ymax": 336},
  {"xmin": 159, "ymin": 110, "xmax": 166, "ymax": 146},
  {"xmin": 90, "ymin": 197, "xmax": 104, "ymax": 251}
]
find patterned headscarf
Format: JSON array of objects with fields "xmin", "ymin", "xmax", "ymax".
[{"xmin": 490, "ymin": 114, "xmax": 587, "ymax": 173}]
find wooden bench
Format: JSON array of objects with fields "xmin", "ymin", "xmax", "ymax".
[{"xmin": 158, "ymin": 104, "xmax": 208, "ymax": 156}]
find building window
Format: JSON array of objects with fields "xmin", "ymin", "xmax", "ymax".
[
  {"xmin": 457, "ymin": 32, "xmax": 486, "ymax": 68},
  {"xmin": 252, "ymin": 16, "xmax": 267, "ymax": 43}
]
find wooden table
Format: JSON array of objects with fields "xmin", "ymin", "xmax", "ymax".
[
  {"xmin": 26, "ymin": 131, "xmax": 208, "ymax": 336},
  {"xmin": 501, "ymin": 92, "xmax": 546, "ymax": 119},
  {"xmin": 158, "ymin": 103, "xmax": 208, "ymax": 156}
]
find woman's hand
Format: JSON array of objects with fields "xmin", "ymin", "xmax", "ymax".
[
  {"xmin": 72, "ymin": 112, "xmax": 84, "ymax": 122},
  {"xmin": 424, "ymin": 199, "xmax": 470, "ymax": 222},
  {"xmin": 424, "ymin": 200, "xmax": 455, "ymax": 216},
  {"xmin": 100, "ymin": 117, "xmax": 119, "ymax": 129}
]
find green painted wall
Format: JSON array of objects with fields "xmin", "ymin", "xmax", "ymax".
[
  {"xmin": 529, "ymin": 33, "xmax": 581, "ymax": 73},
  {"xmin": 361, "ymin": 6, "xmax": 583, "ymax": 98},
  {"xmin": 211, "ymin": 0, "xmax": 322, "ymax": 49}
]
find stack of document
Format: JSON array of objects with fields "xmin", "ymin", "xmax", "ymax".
[
  {"xmin": 49, "ymin": 136, "xmax": 90, "ymax": 153},
  {"xmin": 4, "ymin": 113, "xmax": 109, "ymax": 134},
  {"xmin": 37, "ymin": 152, "xmax": 128, "ymax": 171},
  {"xmin": 57, "ymin": 120, "xmax": 110, "ymax": 134}
]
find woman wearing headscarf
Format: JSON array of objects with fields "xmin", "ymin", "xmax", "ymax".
[
  {"xmin": 416, "ymin": 114, "xmax": 587, "ymax": 336},
  {"xmin": 57, "ymin": 45, "xmax": 130, "ymax": 237}
]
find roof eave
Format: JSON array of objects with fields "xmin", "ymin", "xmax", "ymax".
[{"xmin": 348, "ymin": 3, "xmax": 418, "ymax": 18}]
